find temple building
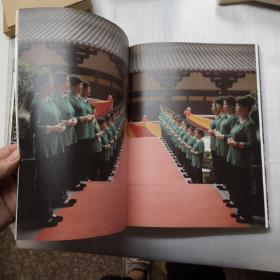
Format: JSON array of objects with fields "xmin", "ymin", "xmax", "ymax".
[
  {"xmin": 18, "ymin": 8, "xmax": 129, "ymax": 106},
  {"xmin": 128, "ymin": 42, "xmax": 257, "ymax": 121}
]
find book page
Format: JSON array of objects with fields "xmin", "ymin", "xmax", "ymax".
[
  {"xmin": 15, "ymin": 8, "xmax": 129, "ymax": 242},
  {"xmin": 127, "ymin": 42, "xmax": 268, "ymax": 229}
]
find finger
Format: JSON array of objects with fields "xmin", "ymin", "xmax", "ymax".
[
  {"xmin": 0, "ymin": 175, "xmax": 17, "ymax": 217},
  {"xmin": 0, "ymin": 149, "xmax": 20, "ymax": 179},
  {"xmin": 0, "ymin": 144, "xmax": 17, "ymax": 160}
]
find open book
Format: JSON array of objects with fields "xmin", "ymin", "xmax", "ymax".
[{"xmin": 16, "ymin": 7, "xmax": 268, "ymax": 244}]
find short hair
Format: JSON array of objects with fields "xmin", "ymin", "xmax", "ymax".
[
  {"xmin": 105, "ymin": 114, "xmax": 111, "ymax": 121},
  {"xmin": 196, "ymin": 128, "xmax": 205, "ymax": 137},
  {"xmin": 215, "ymin": 96, "xmax": 224, "ymax": 106},
  {"xmin": 224, "ymin": 96, "xmax": 236, "ymax": 108},
  {"xmin": 236, "ymin": 95, "xmax": 255, "ymax": 111},
  {"xmin": 69, "ymin": 75, "xmax": 82, "ymax": 87},
  {"xmin": 189, "ymin": 126, "xmax": 195, "ymax": 132},
  {"xmin": 98, "ymin": 118, "xmax": 106, "ymax": 126},
  {"xmin": 82, "ymin": 81, "xmax": 90, "ymax": 89}
]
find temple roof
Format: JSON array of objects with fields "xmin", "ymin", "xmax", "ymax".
[
  {"xmin": 129, "ymin": 42, "xmax": 256, "ymax": 73},
  {"xmin": 18, "ymin": 8, "xmax": 129, "ymax": 65}
]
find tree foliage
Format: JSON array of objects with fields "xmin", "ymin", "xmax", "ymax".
[{"xmin": 18, "ymin": 61, "xmax": 36, "ymax": 111}]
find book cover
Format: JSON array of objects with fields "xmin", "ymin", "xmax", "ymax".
[{"xmin": 2, "ymin": 0, "xmax": 92, "ymax": 37}]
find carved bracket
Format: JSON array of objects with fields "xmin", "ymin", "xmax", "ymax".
[
  {"xmin": 46, "ymin": 43, "xmax": 98, "ymax": 66},
  {"xmin": 203, "ymin": 71, "xmax": 246, "ymax": 93},
  {"xmin": 150, "ymin": 70, "xmax": 191, "ymax": 89}
]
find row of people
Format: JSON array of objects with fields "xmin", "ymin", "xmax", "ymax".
[
  {"xmin": 208, "ymin": 95, "xmax": 258, "ymax": 224},
  {"xmin": 159, "ymin": 107, "xmax": 205, "ymax": 184},
  {"xmin": 159, "ymin": 94, "xmax": 259, "ymax": 224},
  {"xmin": 29, "ymin": 72, "xmax": 125, "ymax": 227}
]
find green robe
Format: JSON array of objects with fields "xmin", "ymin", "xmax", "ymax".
[
  {"xmin": 181, "ymin": 133, "xmax": 190, "ymax": 153},
  {"xmin": 91, "ymin": 120, "xmax": 102, "ymax": 153},
  {"xmin": 82, "ymin": 98, "xmax": 95, "ymax": 140},
  {"xmin": 191, "ymin": 138, "xmax": 205, "ymax": 168},
  {"xmin": 109, "ymin": 123, "xmax": 117, "ymax": 149},
  {"xmin": 178, "ymin": 129, "xmax": 186, "ymax": 151},
  {"xmin": 185, "ymin": 136, "xmax": 196, "ymax": 160},
  {"xmin": 68, "ymin": 93, "xmax": 89, "ymax": 140},
  {"xmin": 216, "ymin": 114, "xmax": 238, "ymax": 158},
  {"xmin": 30, "ymin": 96, "xmax": 64, "ymax": 158},
  {"xmin": 53, "ymin": 94, "xmax": 77, "ymax": 147},
  {"xmin": 172, "ymin": 124, "xmax": 180, "ymax": 143},
  {"xmin": 105, "ymin": 127, "xmax": 113, "ymax": 158},
  {"xmin": 210, "ymin": 116, "xmax": 218, "ymax": 152},
  {"xmin": 227, "ymin": 118, "xmax": 257, "ymax": 169},
  {"xmin": 100, "ymin": 130, "xmax": 110, "ymax": 161}
]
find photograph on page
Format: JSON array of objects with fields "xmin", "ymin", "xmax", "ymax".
[
  {"xmin": 16, "ymin": 8, "xmax": 129, "ymax": 241},
  {"xmin": 127, "ymin": 42, "xmax": 268, "ymax": 229}
]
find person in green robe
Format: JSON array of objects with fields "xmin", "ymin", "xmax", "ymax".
[
  {"xmin": 159, "ymin": 105, "xmax": 166, "ymax": 140},
  {"xmin": 114, "ymin": 109, "xmax": 123, "ymax": 156},
  {"xmin": 30, "ymin": 72, "xmax": 65, "ymax": 228},
  {"xmin": 226, "ymin": 95, "xmax": 257, "ymax": 224},
  {"xmin": 215, "ymin": 96, "xmax": 238, "ymax": 207},
  {"xmin": 181, "ymin": 124, "xmax": 191, "ymax": 176},
  {"xmin": 68, "ymin": 76, "xmax": 91, "ymax": 189},
  {"xmin": 176, "ymin": 120, "xmax": 187, "ymax": 168},
  {"xmin": 169, "ymin": 117, "xmax": 181, "ymax": 160},
  {"xmin": 208, "ymin": 101, "xmax": 219, "ymax": 183},
  {"xmin": 98, "ymin": 118, "xmax": 112, "ymax": 181},
  {"xmin": 53, "ymin": 73, "xmax": 78, "ymax": 207},
  {"xmin": 190, "ymin": 128, "xmax": 205, "ymax": 183},
  {"xmin": 165, "ymin": 112, "xmax": 175, "ymax": 148},
  {"xmin": 108, "ymin": 112, "xmax": 118, "ymax": 162},
  {"xmin": 81, "ymin": 81, "xmax": 95, "ymax": 181},
  {"xmin": 105, "ymin": 114, "xmax": 115, "ymax": 176},
  {"xmin": 117, "ymin": 106, "xmax": 126, "ymax": 152},
  {"xmin": 212, "ymin": 96, "xmax": 226, "ymax": 190},
  {"xmin": 89, "ymin": 106, "xmax": 103, "ymax": 180},
  {"xmin": 184, "ymin": 126, "xmax": 196, "ymax": 181}
]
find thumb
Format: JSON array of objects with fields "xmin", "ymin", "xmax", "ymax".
[{"xmin": 0, "ymin": 149, "xmax": 20, "ymax": 179}]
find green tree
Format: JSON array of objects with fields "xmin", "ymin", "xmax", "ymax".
[{"xmin": 18, "ymin": 61, "xmax": 36, "ymax": 110}]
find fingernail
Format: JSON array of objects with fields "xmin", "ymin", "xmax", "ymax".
[{"xmin": 7, "ymin": 150, "xmax": 20, "ymax": 164}]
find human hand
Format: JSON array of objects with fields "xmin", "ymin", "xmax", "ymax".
[
  {"xmin": 68, "ymin": 118, "xmax": 77, "ymax": 127},
  {"xmin": 0, "ymin": 144, "xmax": 20, "ymax": 231},
  {"xmin": 54, "ymin": 123, "xmax": 66, "ymax": 133},
  {"xmin": 62, "ymin": 119, "xmax": 74, "ymax": 127},
  {"xmin": 85, "ymin": 115, "xmax": 92, "ymax": 122},
  {"xmin": 227, "ymin": 138, "xmax": 237, "ymax": 147}
]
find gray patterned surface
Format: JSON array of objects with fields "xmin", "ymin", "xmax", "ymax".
[
  {"xmin": 0, "ymin": 228, "xmax": 124, "ymax": 280},
  {"xmin": 129, "ymin": 42, "xmax": 256, "ymax": 73},
  {"xmin": 18, "ymin": 8, "xmax": 129, "ymax": 65}
]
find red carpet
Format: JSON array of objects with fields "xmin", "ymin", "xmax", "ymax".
[
  {"xmin": 36, "ymin": 136, "xmax": 246, "ymax": 241},
  {"xmin": 127, "ymin": 123, "xmax": 156, "ymax": 137},
  {"xmin": 128, "ymin": 137, "xmax": 247, "ymax": 228},
  {"xmin": 36, "ymin": 142, "xmax": 128, "ymax": 241}
]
